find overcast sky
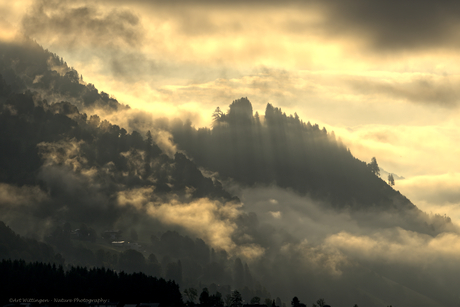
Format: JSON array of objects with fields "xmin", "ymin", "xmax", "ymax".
[{"xmin": 2, "ymin": 0, "xmax": 460, "ymax": 221}]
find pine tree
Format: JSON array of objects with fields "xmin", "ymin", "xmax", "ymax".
[
  {"xmin": 368, "ymin": 157, "xmax": 380, "ymax": 176},
  {"xmin": 212, "ymin": 107, "xmax": 225, "ymax": 125},
  {"xmin": 388, "ymin": 173, "xmax": 395, "ymax": 186}
]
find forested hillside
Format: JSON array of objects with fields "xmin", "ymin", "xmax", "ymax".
[
  {"xmin": 171, "ymin": 97, "xmax": 413, "ymax": 210},
  {"xmin": 0, "ymin": 35, "xmax": 459, "ymax": 307},
  {"xmin": 0, "ymin": 73, "xmax": 235, "ymax": 208},
  {"xmin": 0, "ymin": 37, "xmax": 122, "ymax": 111}
]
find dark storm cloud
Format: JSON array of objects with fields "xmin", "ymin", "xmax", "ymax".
[
  {"xmin": 315, "ymin": 0, "xmax": 460, "ymax": 51},
  {"xmin": 109, "ymin": 0, "xmax": 460, "ymax": 51}
]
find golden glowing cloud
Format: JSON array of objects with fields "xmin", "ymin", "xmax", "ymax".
[{"xmin": 117, "ymin": 188, "xmax": 265, "ymax": 259}]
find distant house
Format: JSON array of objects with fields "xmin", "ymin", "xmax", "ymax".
[{"xmin": 111, "ymin": 240, "xmax": 126, "ymax": 248}]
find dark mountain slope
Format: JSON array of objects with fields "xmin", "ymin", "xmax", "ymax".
[
  {"xmin": 170, "ymin": 97, "xmax": 414, "ymax": 211},
  {"xmin": 0, "ymin": 36, "xmax": 122, "ymax": 111},
  {"xmin": 0, "ymin": 36, "xmax": 416, "ymax": 213},
  {"xmin": 0, "ymin": 74, "xmax": 236, "ymax": 226},
  {"xmin": 0, "ymin": 259, "xmax": 183, "ymax": 306}
]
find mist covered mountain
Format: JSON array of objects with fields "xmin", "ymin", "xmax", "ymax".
[
  {"xmin": 1, "ymin": 35, "xmax": 460, "ymax": 307},
  {"xmin": 171, "ymin": 97, "xmax": 409, "ymax": 209}
]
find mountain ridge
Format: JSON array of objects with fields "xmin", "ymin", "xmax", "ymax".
[{"xmin": 1, "ymin": 35, "xmax": 459, "ymax": 307}]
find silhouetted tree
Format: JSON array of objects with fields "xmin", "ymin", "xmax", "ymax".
[
  {"xmin": 291, "ymin": 297, "xmax": 300, "ymax": 307},
  {"xmin": 251, "ymin": 297, "xmax": 261, "ymax": 304},
  {"xmin": 231, "ymin": 290, "xmax": 243, "ymax": 307},
  {"xmin": 388, "ymin": 173, "xmax": 395, "ymax": 186},
  {"xmin": 368, "ymin": 157, "xmax": 380, "ymax": 176},
  {"xmin": 210, "ymin": 292, "xmax": 224, "ymax": 307},
  {"xmin": 185, "ymin": 288, "xmax": 198, "ymax": 304},
  {"xmin": 0, "ymin": 259, "xmax": 184, "ymax": 306},
  {"xmin": 312, "ymin": 299, "xmax": 325, "ymax": 307},
  {"xmin": 200, "ymin": 288, "xmax": 210, "ymax": 307},
  {"xmin": 212, "ymin": 107, "xmax": 225, "ymax": 125}
]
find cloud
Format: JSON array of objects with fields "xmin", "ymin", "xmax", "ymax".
[
  {"xmin": 117, "ymin": 188, "xmax": 265, "ymax": 259},
  {"xmin": 331, "ymin": 120, "xmax": 460, "ymax": 191},
  {"xmin": 16, "ymin": 0, "xmax": 460, "ymax": 139},
  {"xmin": 228, "ymin": 184, "xmax": 460, "ymax": 305},
  {"xmin": 235, "ymin": 184, "xmax": 459, "ymax": 250},
  {"xmin": 0, "ymin": 183, "xmax": 48, "ymax": 207},
  {"xmin": 399, "ymin": 173, "xmax": 460, "ymax": 205},
  {"xmin": 325, "ymin": 227, "xmax": 460, "ymax": 267},
  {"xmin": 101, "ymin": 0, "xmax": 460, "ymax": 53},
  {"xmin": 396, "ymin": 173, "xmax": 460, "ymax": 223},
  {"xmin": 0, "ymin": 17, "xmax": 21, "ymax": 43},
  {"xmin": 20, "ymin": 0, "xmax": 159, "ymax": 83},
  {"xmin": 22, "ymin": 0, "xmax": 143, "ymax": 49},
  {"xmin": 317, "ymin": 0, "xmax": 460, "ymax": 52},
  {"xmin": 86, "ymin": 107, "xmax": 179, "ymax": 157},
  {"xmin": 38, "ymin": 138, "xmax": 88, "ymax": 171},
  {"xmin": 344, "ymin": 74, "xmax": 460, "ymax": 108},
  {"xmin": 281, "ymin": 239, "xmax": 348, "ymax": 277}
]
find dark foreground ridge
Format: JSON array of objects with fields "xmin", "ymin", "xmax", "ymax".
[{"xmin": 0, "ymin": 259, "xmax": 183, "ymax": 306}]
